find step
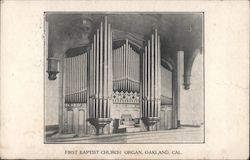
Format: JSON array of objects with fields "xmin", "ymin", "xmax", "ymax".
[{"xmin": 126, "ymin": 127, "xmax": 141, "ymax": 133}]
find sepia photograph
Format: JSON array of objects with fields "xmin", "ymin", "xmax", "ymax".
[
  {"xmin": 45, "ymin": 13, "xmax": 204, "ymax": 144},
  {"xmin": 1, "ymin": 1, "xmax": 248, "ymax": 159}
]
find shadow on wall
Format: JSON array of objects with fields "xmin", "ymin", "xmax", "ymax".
[{"xmin": 180, "ymin": 52, "xmax": 203, "ymax": 126}]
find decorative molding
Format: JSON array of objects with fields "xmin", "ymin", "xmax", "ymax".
[
  {"xmin": 113, "ymin": 91, "xmax": 140, "ymax": 104},
  {"xmin": 47, "ymin": 57, "xmax": 60, "ymax": 80},
  {"xmin": 161, "ymin": 95, "xmax": 173, "ymax": 105},
  {"xmin": 65, "ymin": 103, "xmax": 87, "ymax": 109},
  {"xmin": 112, "ymin": 29, "xmax": 145, "ymax": 50}
]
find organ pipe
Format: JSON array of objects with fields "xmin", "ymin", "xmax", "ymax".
[
  {"xmin": 147, "ymin": 40, "xmax": 150, "ymax": 117},
  {"xmin": 95, "ymin": 29, "xmax": 99, "ymax": 118},
  {"xmin": 157, "ymin": 36, "xmax": 161, "ymax": 117}
]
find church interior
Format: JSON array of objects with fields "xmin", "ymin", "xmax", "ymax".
[{"xmin": 45, "ymin": 13, "xmax": 204, "ymax": 142}]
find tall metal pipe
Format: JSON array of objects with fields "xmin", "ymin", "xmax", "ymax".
[{"xmin": 103, "ymin": 18, "xmax": 107, "ymax": 118}]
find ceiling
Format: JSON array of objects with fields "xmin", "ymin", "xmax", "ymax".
[{"xmin": 46, "ymin": 13, "xmax": 203, "ymax": 66}]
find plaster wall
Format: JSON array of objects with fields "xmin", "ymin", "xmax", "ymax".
[{"xmin": 180, "ymin": 53, "xmax": 204, "ymax": 126}]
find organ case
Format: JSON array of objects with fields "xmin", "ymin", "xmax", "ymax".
[{"xmin": 59, "ymin": 17, "xmax": 175, "ymax": 135}]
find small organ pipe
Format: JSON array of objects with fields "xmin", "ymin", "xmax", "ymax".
[
  {"xmin": 138, "ymin": 53, "xmax": 140, "ymax": 91},
  {"xmin": 151, "ymin": 34, "xmax": 155, "ymax": 117},
  {"xmin": 126, "ymin": 44, "xmax": 130, "ymax": 92},
  {"xmin": 125, "ymin": 40, "xmax": 128, "ymax": 91},
  {"xmin": 74, "ymin": 56, "xmax": 77, "ymax": 102},
  {"xmin": 68, "ymin": 58, "xmax": 70, "ymax": 101},
  {"xmin": 76, "ymin": 55, "xmax": 79, "ymax": 102},
  {"xmin": 65, "ymin": 58, "xmax": 68, "ymax": 102},
  {"xmin": 103, "ymin": 18, "xmax": 108, "ymax": 118},
  {"xmin": 128, "ymin": 45, "xmax": 131, "ymax": 91},
  {"xmin": 147, "ymin": 40, "xmax": 150, "ymax": 117},
  {"xmin": 157, "ymin": 36, "xmax": 161, "ymax": 117},
  {"xmin": 69, "ymin": 57, "xmax": 71, "ymax": 102},
  {"xmin": 120, "ymin": 46, "xmax": 122, "ymax": 90},
  {"xmin": 88, "ymin": 47, "xmax": 91, "ymax": 115},
  {"xmin": 131, "ymin": 47, "xmax": 133, "ymax": 91},
  {"xmin": 83, "ymin": 54, "xmax": 86, "ymax": 102},
  {"xmin": 154, "ymin": 30, "xmax": 158, "ymax": 117},
  {"xmin": 121, "ymin": 45, "xmax": 124, "ymax": 90},
  {"xmin": 93, "ymin": 35, "xmax": 96, "ymax": 101},
  {"xmin": 119, "ymin": 47, "xmax": 122, "ymax": 91},
  {"xmin": 70, "ymin": 57, "xmax": 73, "ymax": 102},
  {"xmin": 131, "ymin": 49, "xmax": 133, "ymax": 91},
  {"xmin": 74, "ymin": 57, "xmax": 76, "ymax": 102},
  {"xmin": 83, "ymin": 54, "xmax": 85, "ymax": 102},
  {"xmin": 69, "ymin": 57, "xmax": 72, "ymax": 102},
  {"xmin": 72, "ymin": 57, "xmax": 75, "ymax": 102},
  {"xmin": 120, "ymin": 47, "xmax": 122, "ymax": 90},
  {"xmin": 144, "ymin": 46, "xmax": 147, "ymax": 117},
  {"xmin": 125, "ymin": 44, "xmax": 127, "ymax": 91},
  {"xmin": 107, "ymin": 22, "xmax": 110, "ymax": 116},
  {"xmin": 142, "ymin": 50, "xmax": 145, "ymax": 116},
  {"xmin": 99, "ymin": 22, "xmax": 103, "ymax": 118},
  {"xmin": 113, "ymin": 49, "xmax": 115, "ymax": 90},
  {"xmin": 77, "ymin": 56, "xmax": 79, "ymax": 102},
  {"xmin": 109, "ymin": 26, "xmax": 112, "ymax": 95},
  {"xmin": 110, "ymin": 31, "xmax": 112, "ymax": 117},
  {"xmin": 96, "ymin": 28, "xmax": 99, "ymax": 117},
  {"xmin": 80, "ymin": 54, "xmax": 82, "ymax": 102},
  {"xmin": 117, "ymin": 48, "xmax": 120, "ymax": 90},
  {"xmin": 124, "ymin": 44, "xmax": 126, "ymax": 91},
  {"xmin": 108, "ymin": 27, "xmax": 112, "ymax": 117},
  {"xmin": 81, "ymin": 54, "xmax": 83, "ymax": 103},
  {"xmin": 89, "ymin": 45, "xmax": 93, "ymax": 98},
  {"xmin": 155, "ymin": 30, "xmax": 158, "ymax": 104},
  {"xmin": 89, "ymin": 47, "xmax": 93, "ymax": 117}
]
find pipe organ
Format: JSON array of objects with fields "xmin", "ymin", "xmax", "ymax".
[
  {"xmin": 141, "ymin": 29, "xmax": 161, "ymax": 130},
  {"xmin": 113, "ymin": 40, "xmax": 140, "ymax": 93},
  {"xmin": 60, "ymin": 16, "xmax": 175, "ymax": 135}
]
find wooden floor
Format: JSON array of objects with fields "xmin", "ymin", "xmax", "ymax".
[{"xmin": 46, "ymin": 126, "xmax": 204, "ymax": 144}]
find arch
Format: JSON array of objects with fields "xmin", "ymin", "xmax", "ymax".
[
  {"xmin": 184, "ymin": 48, "xmax": 201, "ymax": 89},
  {"xmin": 161, "ymin": 58, "xmax": 175, "ymax": 71}
]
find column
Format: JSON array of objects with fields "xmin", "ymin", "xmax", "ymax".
[
  {"xmin": 58, "ymin": 57, "xmax": 64, "ymax": 134},
  {"xmin": 175, "ymin": 51, "xmax": 184, "ymax": 127}
]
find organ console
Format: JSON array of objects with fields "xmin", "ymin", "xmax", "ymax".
[{"xmin": 61, "ymin": 16, "xmax": 173, "ymax": 135}]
